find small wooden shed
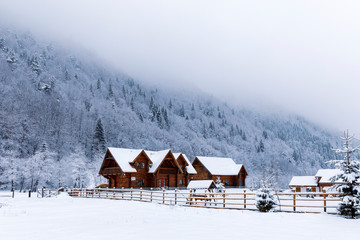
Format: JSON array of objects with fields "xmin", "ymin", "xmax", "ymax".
[{"xmin": 187, "ymin": 180, "xmax": 216, "ymax": 191}]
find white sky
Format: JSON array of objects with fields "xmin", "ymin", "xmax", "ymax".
[{"xmin": 1, "ymin": 0, "xmax": 360, "ymax": 134}]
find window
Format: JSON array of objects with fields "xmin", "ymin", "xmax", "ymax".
[
  {"xmin": 137, "ymin": 179, "xmax": 144, "ymax": 185},
  {"xmin": 224, "ymin": 180, "xmax": 230, "ymax": 186},
  {"xmin": 179, "ymin": 179, "xmax": 183, "ymax": 185},
  {"xmin": 179, "ymin": 164, "xmax": 182, "ymax": 169},
  {"xmin": 137, "ymin": 162, "xmax": 145, "ymax": 169}
]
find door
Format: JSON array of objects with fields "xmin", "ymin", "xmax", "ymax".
[{"xmin": 159, "ymin": 178, "xmax": 167, "ymax": 187}]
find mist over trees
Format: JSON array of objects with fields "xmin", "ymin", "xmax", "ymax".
[{"xmin": 0, "ymin": 27, "xmax": 344, "ymax": 190}]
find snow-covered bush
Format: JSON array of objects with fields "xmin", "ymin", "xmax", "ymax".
[
  {"xmin": 256, "ymin": 188, "xmax": 277, "ymax": 212},
  {"xmin": 215, "ymin": 177, "xmax": 225, "ymax": 193},
  {"xmin": 338, "ymin": 195, "xmax": 360, "ymax": 217}
]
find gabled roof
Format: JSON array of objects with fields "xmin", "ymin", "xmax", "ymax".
[
  {"xmin": 315, "ymin": 169, "xmax": 343, "ymax": 183},
  {"xmin": 187, "ymin": 180, "xmax": 216, "ymax": 189},
  {"xmin": 107, "ymin": 147, "xmax": 142, "ymax": 173},
  {"xmin": 195, "ymin": 156, "xmax": 245, "ymax": 175},
  {"xmin": 145, "ymin": 149, "xmax": 173, "ymax": 173},
  {"xmin": 289, "ymin": 176, "xmax": 317, "ymax": 187},
  {"xmin": 173, "ymin": 153, "xmax": 197, "ymax": 174}
]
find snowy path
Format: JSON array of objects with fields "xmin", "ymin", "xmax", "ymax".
[{"xmin": 0, "ymin": 192, "xmax": 358, "ymax": 240}]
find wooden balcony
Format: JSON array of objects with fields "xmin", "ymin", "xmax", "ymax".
[{"xmin": 100, "ymin": 167, "xmax": 122, "ymax": 175}]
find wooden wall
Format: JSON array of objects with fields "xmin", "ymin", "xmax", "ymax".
[{"xmin": 191, "ymin": 158, "xmax": 247, "ymax": 187}]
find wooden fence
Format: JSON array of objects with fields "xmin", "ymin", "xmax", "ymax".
[{"xmin": 68, "ymin": 188, "xmax": 343, "ymax": 214}]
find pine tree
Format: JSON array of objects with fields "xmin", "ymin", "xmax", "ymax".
[
  {"xmin": 149, "ymin": 96, "xmax": 154, "ymax": 110},
  {"xmin": 256, "ymin": 178, "xmax": 277, "ymax": 212},
  {"xmin": 122, "ymin": 85, "xmax": 126, "ymax": 97},
  {"xmin": 156, "ymin": 109, "xmax": 163, "ymax": 128},
  {"xmin": 97, "ymin": 78, "xmax": 101, "ymax": 89},
  {"xmin": 138, "ymin": 113, "xmax": 144, "ymax": 122},
  {"xmin": 259, "ymin": 139, "xmax": 265, "ymax": 152},
  {"xmin": 179, "ymin": 105, "xmax": 185, "ymax": 117},
  {"xmin": 262, "ymin": 130, "xmax": 268, "ymax": 139},
  {"xmin": 108, "ymin": 83, "xmax": 114, "ymax": 98},
  {"xmin": 162, "ymin": 107, "xmax": 170, "ymax": 128},
  {"xmin": 328, "ymin": 130, "xmax": 360, "ymax": 219},
  {"xmin": 91, "ymin": 119, "xmax": 106, "ymax": 159},
  {"xmin": 130, "ymin": 97, "xmax": 134, "ymax": 110}
]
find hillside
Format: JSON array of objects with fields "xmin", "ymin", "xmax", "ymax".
[{"xmin": 0, "ymin": 27, "xmax": 341, "ymax": 189}]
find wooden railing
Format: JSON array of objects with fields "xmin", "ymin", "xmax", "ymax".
[
  {"xmin": 67, "ymin": 188, "xmax": 343, "ymax": 214},
  {"xmin": 99, "ymin": 167, "xmax": 122, "ymax": 175}
]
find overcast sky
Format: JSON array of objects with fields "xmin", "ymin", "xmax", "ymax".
[{"xmin": 1, "ymin": 0, "xmax": 360, "ymax": 135}]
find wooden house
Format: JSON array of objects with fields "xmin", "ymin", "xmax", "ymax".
[
  {"xmin": 289, "ymin": 176, "xmax": 318, "ymax": 192},
  {"xmin": 289, "ymin": 168, "xmax": 360, "ymax": 192},
  {"xmin": 191, "ymin": 156, "xmax": 247, "ymax": 187},
  {"xmin": 315, "ymin": 169, "xmax": 344, "ymax": 191},
  {"xmin": 172, "ymin": 153, "xmax": 197, "ymax": 186},
  {"xmin": 99, "ymin": 148, "xmax": 197, "ymax": 188}
]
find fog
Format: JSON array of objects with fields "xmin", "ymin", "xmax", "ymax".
[{"xmin": 1, "ymin": 0, "xmax": 360, "ymax": 135}]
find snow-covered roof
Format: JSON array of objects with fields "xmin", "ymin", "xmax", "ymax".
[
  {"xmin": 315, "ymin": 169, "xmax": 343, "ymax": 183},
  {"xmin": 107, "ymin": 147, "xmax": 142, "ymax": 173},
  {"xmin": 196, "ymin": 156, "xmax": 244, "ymax": 175},
  {"xmin": 173, "ymin": 153, "xmax": 197, "ymax": 174},
  {"xmin": 145, "ymin": 150, "xmax": 172, "ymax": 173},
  {"xmin": 187, "ymin": 180, "xmax": 216, "ymax": 189},
  {"xmin": 289, "ymin": 176, "xmax": 317, "ymax": 187}
]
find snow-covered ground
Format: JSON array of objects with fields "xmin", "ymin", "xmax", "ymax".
[{"xmin": 0, "ymin": 191, "xmax": 358, "ymax": 240}]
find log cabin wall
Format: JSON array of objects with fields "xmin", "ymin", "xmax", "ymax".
[
  {"xmin": 191, "ymin": 157, "xmax": 246, "ymax": 187},
  {"xmin": 211, "ymin": 175, "xmax": 237, "ymax": 186},
  {"xmin": 191, "ymin": 158, "xmax": 212, "ymax": 180}
]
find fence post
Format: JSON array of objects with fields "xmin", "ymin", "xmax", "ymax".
[
  {"xmin": 92, "ymin": 189, "xmax": 94, "ymax": 198},
  {"xmin": 131, "ymin": 187, "xmax": 133, "ymax": 200},
  {"xmin": 106, "ymin": 187, "xmax": 108, "ymax": 198},
  {"xmin": 42, "ymin": 187, "xmax": 45, "ymax": 198},
  {"xmin": 140, "ymin": 188, "xmax": 143, "ymax": 201},
  {"xmin": 293, "ymin": 192, "xmax": 296, "ymax": 212},
  {"xmin": 28, "ymin": 189, "xmax": 31, "ymax": 198},
  {"xmin": 150, "ymin": 188, "xmax": 153, "ymax": 202},
  {"xmin": 175, "ymin": 189, "xmax": 177, "ymax": 205},
  {"xmin": 122, "ymin": 187, "xmax": 124, "ymax": 199},
  {"xmin": 223, "ymin": 190, "xmax": 226, "ymax": 208},
  {"xmin": 204, "ymin": 190, "xmax": 207, "ymax": 207},
  {"xmin": 163, "ymin": 189, "xmax": 165, "ymax": 204},
  {"xmin": 113, "ymin": 187, "xmax": 115, "ymax": 199},
  {"xmin": 244, "ymin": 189, "xmax": 247, "ymax": 209},
  {"xmin": 99, "ymin": 188, "xmax": 101, "ymax": 198},
  {"xmin": 189, "ymin": 190, "xmax": 192, "ymax": 205},
  {"xmin": 323, "ymin": 190, "xmax": 327, "ymax": 213},
  {"xmin": 11, "ymin": 188, "xmax": 14, "ymax": 198}
]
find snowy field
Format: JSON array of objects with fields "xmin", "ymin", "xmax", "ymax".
[{"xmin": 0, "ymin": 192, "xmax": 358, "ymax": 240}]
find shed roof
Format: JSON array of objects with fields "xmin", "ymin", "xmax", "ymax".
[
  {"xmin": 289, "ymin": 176, "xmax": 317, "ymax": 187},
  {"xmin": 195, "ymin": 156, "xmax": 244, "ymax": 175},
  {"xmin": 173, "ymin": 153, "xmax": 197, "ymax": 174},
  {"xmin": 315, "ymin": 169, "xmax": 343, "ymax": 183},
  {"xmin": 187, "ymin": 180, "xmax": 216, "ymax": 189}
]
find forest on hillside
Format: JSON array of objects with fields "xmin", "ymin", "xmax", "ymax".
[{"xmin": 0, "ymin": 27, "xmax": 343, "ymax": 190}]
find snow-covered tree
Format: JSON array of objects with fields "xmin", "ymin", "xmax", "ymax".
[
  {"xmin": 28, "ymin": 142, "xmax": 57, "ymax": 191},
  {"xmin": 255, "ymin": 179, "xmax": 277, "ymax": 212},
  {"xmin": 91, "ymin": 118, "xmax": 106, "ymax": 160},
  {"xmin": 328, "ymin": 130, "xmax": 360, "ymax": 219}
]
